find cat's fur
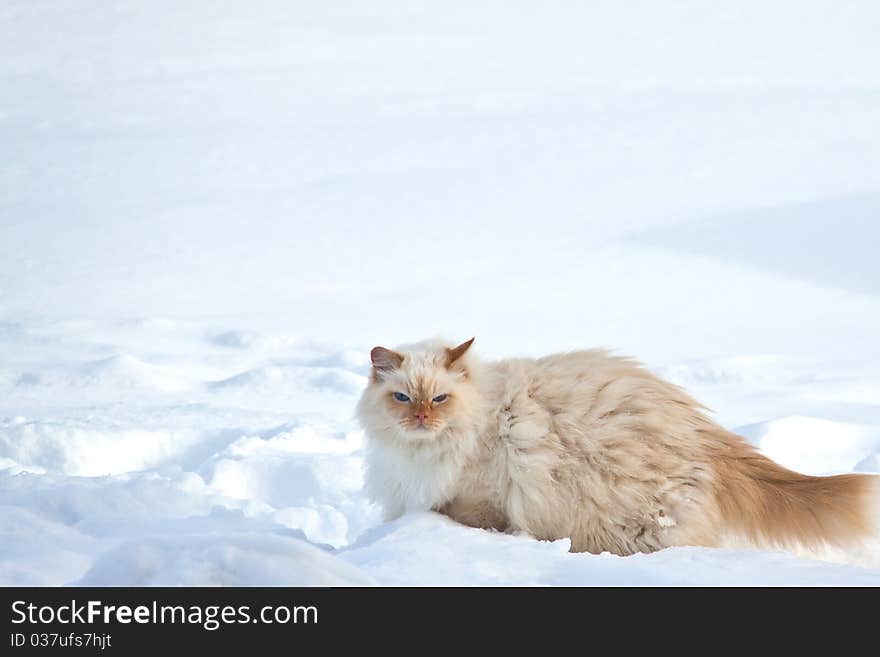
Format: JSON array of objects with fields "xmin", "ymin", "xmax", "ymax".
[{"xmin": 357, "ymin": 338, "xmax": 880, "ymax": 558}]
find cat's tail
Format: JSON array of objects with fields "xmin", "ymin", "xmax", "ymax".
[{"xmin": 712, "ymin": 435, "xmax": 880, "ymax": 556}]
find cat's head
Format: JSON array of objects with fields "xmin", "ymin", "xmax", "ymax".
[{"xmin": 357, "ymin": 337, "xmax": 482, "ymax": 444}]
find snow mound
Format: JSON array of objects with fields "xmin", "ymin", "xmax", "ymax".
[
  {"xmin": 657, "ymin": 355, "xmax": 808, "ymax": 386},
  {"xmin": 0, "ymin": 418, "xmax": 206, "ymax": 476},
  {"xmin": 12, "ymin": 354, "xmax": 202, "ymax": 398},
  {"xmin": 0, "ymin": 505, "xmax": 99, "ymax": 587},
  {"xmin": 77, "ymin": 534, "xmax": 375, "ymax": 586},
  {"xmin": 739, "ymin": 416, "xmax": 880, "ymax": 476},
  {"xmin": 202, "ymin": 426, "xmax": 377, "ymax": 547},
  {"xmin": 207, "ymin": 365, "xmax": 365, "ymax": 396},
  {"xmin": 77, "ymin": 354, "xmax": 193, "ymax": 392}
]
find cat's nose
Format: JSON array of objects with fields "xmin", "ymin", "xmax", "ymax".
[{"xmin": 415, "ymin": 411, "xmax": 428, "ymax": 422}]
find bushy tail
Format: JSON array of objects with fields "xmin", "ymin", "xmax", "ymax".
[{"xmin": 713, "ymin": 436, "xmax": 879, "ymax": 553}]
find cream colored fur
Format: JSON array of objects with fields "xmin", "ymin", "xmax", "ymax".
[{"xmin": 357, "ymin": 339, "xmax": 880, "ymax": 559}]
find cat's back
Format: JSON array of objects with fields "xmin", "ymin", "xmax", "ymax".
[
  {"xmin": 483, "ymin": 348, "xmax": 702, "ymax": 432},
  {"xmin": 487, "ymin": 348, "xmax": 652, "ymax": 400}
]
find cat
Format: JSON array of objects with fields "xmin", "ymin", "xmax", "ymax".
[{"xmin": 356, "ymin": 337, "xmax": 880, "ymax": 560}]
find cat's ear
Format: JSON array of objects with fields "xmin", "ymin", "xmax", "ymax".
[
  {"xmin": 445, "ymin": 337, "xmax": 475, "ymax": 368},
  {"xmin": 370, "ymin": 346, "xmax": 403, "ymax": 379}
]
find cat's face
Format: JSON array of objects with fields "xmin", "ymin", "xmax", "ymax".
[{"xmin": 358, "ymin": 338, "xmax": 477, "ymax": 442}]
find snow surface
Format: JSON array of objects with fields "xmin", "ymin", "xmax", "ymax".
[{"xmin": 2, "ymin": 1, "xmax": 880, "ymax": 585}]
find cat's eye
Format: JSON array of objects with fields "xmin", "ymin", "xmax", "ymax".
[
  {"xmin": 432, "ymin": 394, "xmax": 448, "ymax": 403},
  {"xmin": 392, "ymin": 392, "xmax": 411, "ymax": 403}
]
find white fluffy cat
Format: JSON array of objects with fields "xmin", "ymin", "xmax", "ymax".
[{"xmin": 357, "ymin": 337, "xmax": 879, "ymax": 558}]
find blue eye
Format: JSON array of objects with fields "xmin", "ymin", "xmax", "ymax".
[
  {"xmin": 393, "ymin": 392, "xmax": 411, "ymax": 403},
  {"xmin": 432, "ymin": 394, "xmax": 448, "ymax": 403}
]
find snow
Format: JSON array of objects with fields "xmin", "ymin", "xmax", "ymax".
[
  {"xmin": 339, "ymin": 513, "xmax": 880, "ymax": 586},
  {"xmin": 1, "ymin": 0, "xmax": 880, "ymax": 585},
  {"xmin": 78, "ymin": 534, "xmax": 375, "ymax": 587}
]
